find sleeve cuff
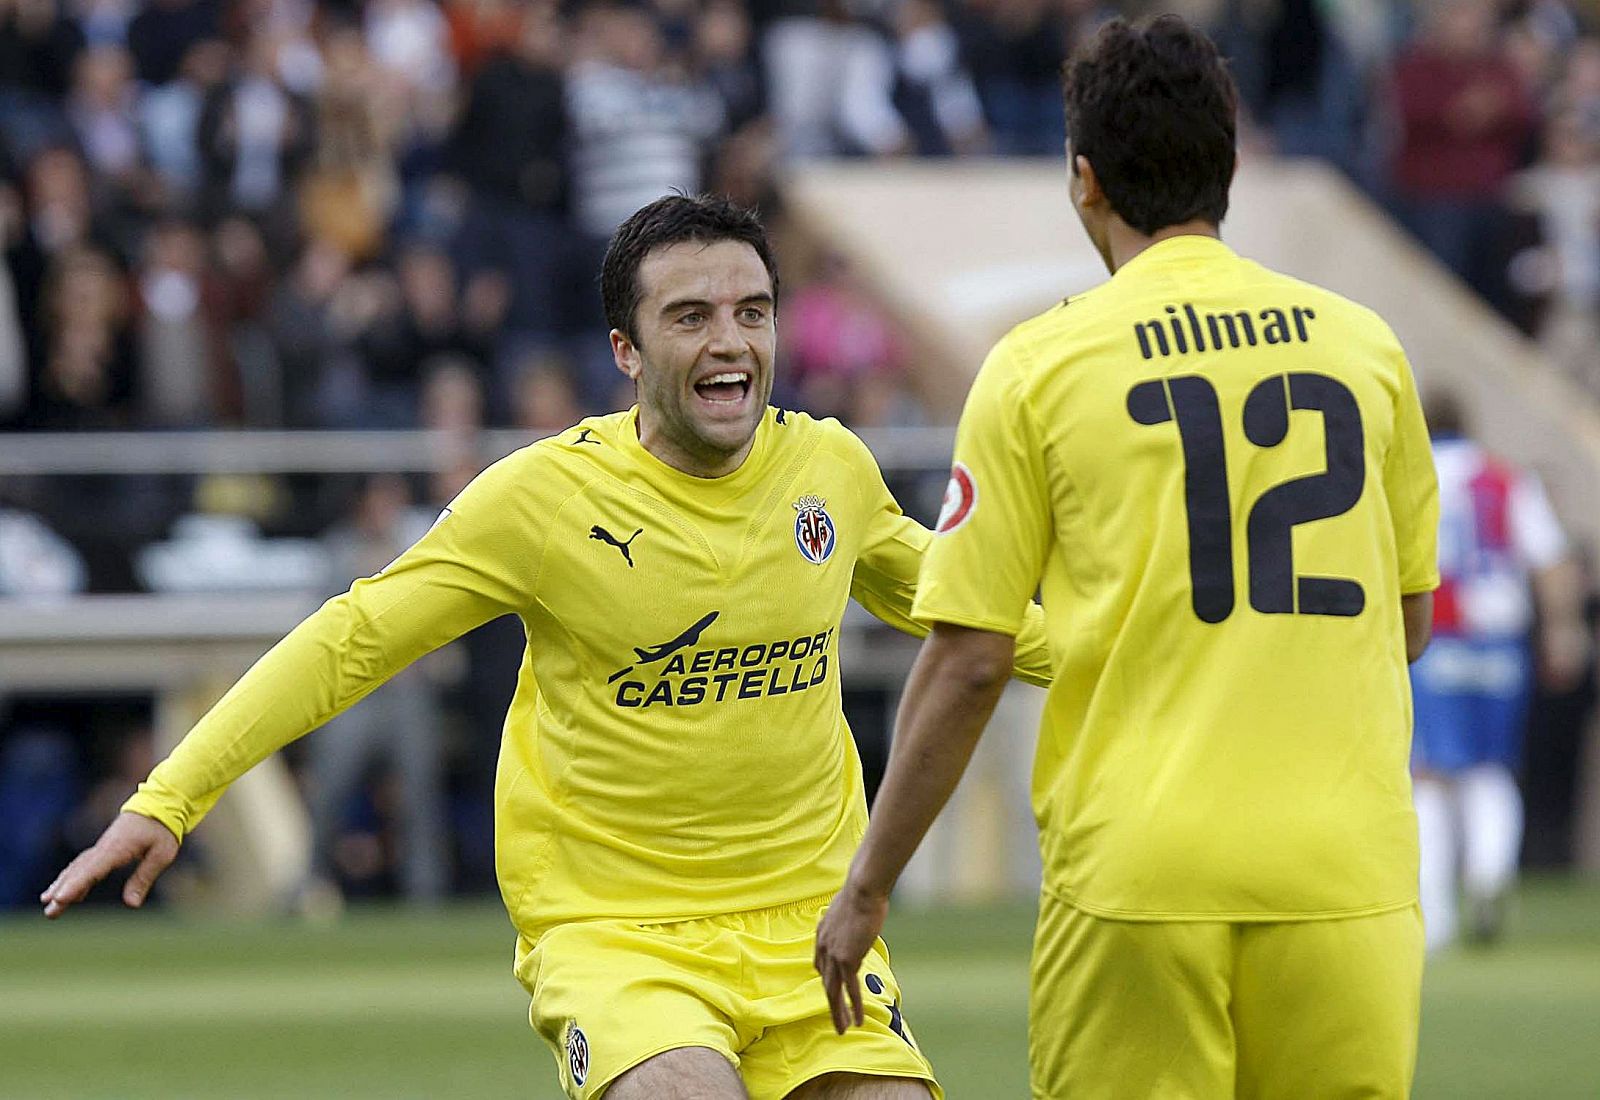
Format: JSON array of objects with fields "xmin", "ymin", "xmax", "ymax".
[
  {"xmin": 119, "ymin": 792, "xmax": 187, "ymax": 845},
  {"xmin": 909, "ymin": 606, "xmax": 1025, "ymax": 638}
]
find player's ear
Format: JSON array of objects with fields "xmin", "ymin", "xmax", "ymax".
[
  {"xmin": 611, "ymin": 329, "xmax": 642, "ymax": 381},
  {"xmin": 1073, "ymin": 154, "xmax": 1104, "ymax": 207}
]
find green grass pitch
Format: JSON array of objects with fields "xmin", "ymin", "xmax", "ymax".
[{"xmin": 2, "ymin": 878, "xmax": 1598, "ymax": 1098}]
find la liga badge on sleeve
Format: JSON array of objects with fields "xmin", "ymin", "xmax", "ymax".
[{"xmin": 936, "ymin": 463, "xmax": 977, "ymax": 533}]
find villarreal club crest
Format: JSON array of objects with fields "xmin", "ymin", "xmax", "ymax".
[{"xmin": 793, "ymin": 495, "xmax": 836, "ymax": 565}]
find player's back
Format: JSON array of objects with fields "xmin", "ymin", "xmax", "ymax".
[{"xmin": 997, "ymin": 235, "xmax": 1438, "ymax": 919}]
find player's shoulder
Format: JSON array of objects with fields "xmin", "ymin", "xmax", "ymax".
[
  {"xmin": 485, "ymin": 411, "xmax": 635, "ymax": 491},
  {"xmin": 986, "ymin": 284, "xmax": 1115, "ymax": 382},
  {"xmin": 1010, "ymin": 284, "xmax": 1110, "ymax": 346},
  {"xmin": 1242, "ymin": 261, "xmax": 1405, "ymax": 350},
  {"xmin": 532, "ymin": 410, "xmax": 637, "ymax": 456},
  {"xmin": 766, "ymin": 405, "xmax": 874, "ymax": 466}
]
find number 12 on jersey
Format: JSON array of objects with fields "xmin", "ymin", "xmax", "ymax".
[{"xmin": 1128, "ymin": 371, "xmax": 1366, "ymax": 624}]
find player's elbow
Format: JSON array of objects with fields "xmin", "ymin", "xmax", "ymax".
[
  {"xmin": 1402, "ymin": 592, "xmax": 1433, "ymax": 664},
  {"xmin": 927, "ymin": 623, "xmax": 1015, "ymax": 694},
  {"xmin": 1405, "ymin": 623, "xmax": 1431, "ymax": 664}
]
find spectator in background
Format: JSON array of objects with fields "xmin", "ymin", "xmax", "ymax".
[
  {"xmin": 448, "ymin": 0, "xmax": 569, "ymax": 348},
  {"xmin": 299, "ymin": 22, "xmax": 400, "ymax": 263},
  {"xmin": 304, "ymin": 473, "xmax": 449, "ymax": 905},
  {"xmin": 417, "ymin": 351, "xmax": 484, "ymax": 439},
  {"xmin": 782, "ymin": 250, "xmax": 912, "ymax": 427},
  {"xmin": 1387, "ymin": 0, "xmax": 1536, "ymax": 302},
  {"xmin": 565, "ymin": 0, "xmax": 724, "ymax": 395},
  {"xmin": 1228, "ymin": 0, "xmax": 1365, "ymax": 171},
  {"xmin": 135, "ymin": 216, "xmax": 226, "ymax": 426},
  {"xmin": 891, "ymin": 0, "xmax": 987, "ymax": 155},
  {"xmin": 442, "ymin": 0, "xmax": 526, "ymax": 77},
  {"xmin": 953, "ymin": 0, "xmax": 1074, "ymax": 156},
  {"xmin": 75, "ymin": 0, "xmax": 136, "ymax": 49},
  {"xmin": 695, "ymin": 0, "xmax": 762, "ymax": 133},
  {"xmin": 263, "ymin": 239, "xmax": 351, "ymax": 426},
  {"xmin": 197, "ymin": 28, "xmax": 310, "ymax": 225},
  {"xmin": 567, "ymin": 0, "xmax": 724, "ymax": 239},
  {"xmin": 764, "ymin": 0, "xmax": 907, "ymax": 160},
  {"xmin": 64, "ymin": 44, "xmax": 142, "ymax": 193},
  {"xmin": 126, "ymin": 0, "xmax": 218, "ymax": 86},
  {"xmin": 25, "ymin": 243, "xmax": 134, "ymax": 429},
  {"xmin": 0, "ymin": 0, "xmax": 85, "ymax": 161},
  {"xmin": 363, "ymin": 0, "xmax": 457, "ymax": 207},
  {"xmin": 1507, "ymin": 105, "xmax": 1600, "ymax": 391},
  {"xmin": 1412, "ymin": 390, "xmax": 1588, "ymax": 950},
  {"xmin": 507, "ymin": 348, "xmax": 582, "ymax": 433},
  {"xmin": 365, "ymin": 0, "xmax": 457, "ymax": 112},
  {"xmin": 353, "ymin": 241, "xmax": 484, "ymax": 427},
  {"xmin": 138, "ymin": 37, "xmax": 230, "ymax": 203},
  {"xmin": 18, "ymin": 143, "xmax": 99, "ymax": 285},
  {"xmin": 205, "ymin": 214, "xmax": 274, "ymax": 424}
]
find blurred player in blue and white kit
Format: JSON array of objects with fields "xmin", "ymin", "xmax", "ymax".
[{"xmin": 1412, "ymin": 391, "xmax": 1587, "ymax": 949}]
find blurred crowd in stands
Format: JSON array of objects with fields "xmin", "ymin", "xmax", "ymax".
[
  {"xmin": 4, "ymin": 0, "xmax": 1600, "ymax": 906},
  {"xmin": 1, "ymin": 0, "xmax": 1590, "ymax": 436}
]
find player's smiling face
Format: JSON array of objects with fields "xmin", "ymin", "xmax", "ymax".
[{"xmin": 612, "ymin": 239, "xmax": 776, "ymax": 477}]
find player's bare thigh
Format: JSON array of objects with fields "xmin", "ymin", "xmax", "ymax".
[
  {"xmin": 605, "ymin": 1057, "xmax": 932, "ymax": 1100},
  {"xmin": 605, "ymin": 1047, "xmax": 748, "ymax": 1100},
  {"xmin": 785, "ymin": 1073, "xmax": 934, "ymax": 1099}
]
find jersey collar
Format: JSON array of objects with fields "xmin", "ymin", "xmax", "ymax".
[
  {"xmin": 1112, "ymin": 234, "xmax": 1236, "ymax": 282},
  {"xmin": 618, "ymin": 404, "xmax": 772, "ymax": 492}
]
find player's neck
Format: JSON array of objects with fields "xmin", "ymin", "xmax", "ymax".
[
  {"xmin": 636, "ymin": 408, "xmax": 757, "ymax": 479},
  {"xmin": 1105, "ymin": 219, "xmax": 1221, "ymax": 274}
]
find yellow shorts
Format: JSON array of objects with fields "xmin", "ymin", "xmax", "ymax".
[
  {"xmin": 516, "ymin": 893, "xmax": 942, "ymax": 1100},
  {"xmin": 1030, "ymin": 892, "xmax": 1424, "ymax": 1100}
]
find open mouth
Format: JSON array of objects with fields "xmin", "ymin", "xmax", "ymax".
[{"xmin": 693, "ymin": 371, "xmax": 752, "ymax": 405}]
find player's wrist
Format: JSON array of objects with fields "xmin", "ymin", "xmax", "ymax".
[{"xmin": 840, "ymin": 872, "xmax": 892, "ymax": 907}]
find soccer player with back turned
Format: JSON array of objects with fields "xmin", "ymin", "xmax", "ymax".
[
  {"xmin": 40, "ymin": 195, "xmax": 1056, "ymax": 1100},
  {"xmin": 816, "ymin": 17, "xmax": 1440, "ymax": 1099}
]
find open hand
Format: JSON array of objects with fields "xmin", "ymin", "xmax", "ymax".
[{"xmin": 40, "ymin": 812, "xmax": 179, "ymax": 919}]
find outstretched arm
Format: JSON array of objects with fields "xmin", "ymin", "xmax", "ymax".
[
  {"xmin": 40, "ymin": 458, "xmax": 535, "ymax": 919},
  {"xmin": 814, "ymin": 621, "xmax": 1014, "ymax": 1031}
]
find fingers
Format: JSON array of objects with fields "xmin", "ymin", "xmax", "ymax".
[
  {"xmin": 813, "ymin": 942, "xmax": 863, "ymax": 1034},
  {"xmin": 824, "ymin": 958, "xmax": 851, "ymax": 1035},
  {"xmin": 40, "ymin": 846, "xmax": 123, "ymax": 919},
  {"xmin": 846, "ymin": 967, "xmax": 864, "ymax": 1029},
  {"xmin": 39, "ymin": 815, "xmax": 176, "ymax": 919},
  {"xmin": 123, "ymin": 842, "xmax": 176, "ymax": 908}
]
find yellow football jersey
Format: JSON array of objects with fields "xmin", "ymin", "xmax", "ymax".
[
  {"xmin": 914, "ymin": 236, "xmax": 1439, "ymax": 920},
  {"xmin": 124, "ymin": 407, "xmax": 1052, "ymax": 937}
]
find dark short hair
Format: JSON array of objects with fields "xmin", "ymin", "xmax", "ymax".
[
  {"xmin": 600, "ymin": 194, "xmax": 779, "ymax": 343},
  {"xmin": 1063, "ymin": 16, "xmax": 1237, "ymax": 235}
]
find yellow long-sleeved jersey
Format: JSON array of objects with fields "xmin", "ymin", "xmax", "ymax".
[{"xmin": 125, "ymin": 407, "xmax": 1052, "ymax": 937}]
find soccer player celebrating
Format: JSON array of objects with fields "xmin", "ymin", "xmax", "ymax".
[
  {"xmin": 40, "ymin": 195, "xmax": 1053, "ymax": 1100},
  {"xmin": 816, "ymin": 17, "xmax": 1440, "ymax": 1099}
]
